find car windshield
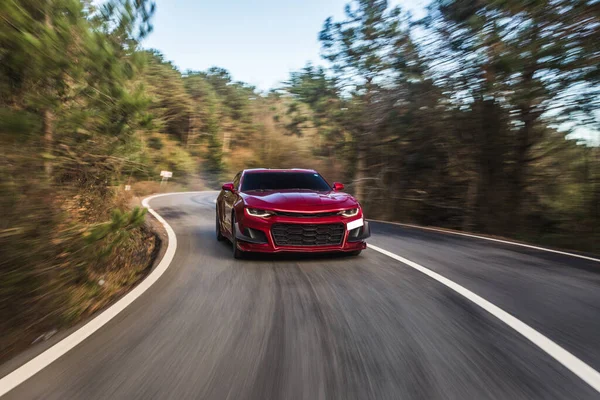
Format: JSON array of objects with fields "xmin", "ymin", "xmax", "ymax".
[{"xmin": 241, "ymin": 172, "xmax": 332, "ymax": 192}]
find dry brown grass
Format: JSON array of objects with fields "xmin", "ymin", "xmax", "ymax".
[{"xmin": 0, "ymin": 183, "xmax": 160, "ymax": 363}]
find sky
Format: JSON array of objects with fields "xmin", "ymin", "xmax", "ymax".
[{"xmin": 141, "ymin": 0, "xmax": 427, "ymax": 91}]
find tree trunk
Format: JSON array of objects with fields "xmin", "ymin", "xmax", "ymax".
[
  {"xmin": 592, "ymin": 147, "xmax": 600, "ymax": 220},
  {"xmin": 43, "ymin": 3, "xmax": 55, "ymax": 177},
  {"xmin": 510, "ymin": 25, "xmax": 540, "ymax": 234},
  {"xmin": 587, "ymin": 147, "xmax": 600, "ymax": 239},
  {"xmin": 463, "ymin": 175, "xmax": 477, "ymax": 231},
  {"xmin": 43, "ymin": 109, "xmax": 54, "ymax": 177},
  {"xmin": 354, "ymin": 144, "xmax": 367, "ymax": 203},
  {"xmin": 511, "ymin": 104, "xmax": 533, "ymax": 232},
  {"xmin": 475, "ymin": 98, "xmax": 505, "ymax": 233},
  {"xmin": 593, "ymin": 148, "xmax": 600, "ymax": 240},
  {"xmin": 355, "ymin": 78, "xmax": 374, "ymax": 205}
]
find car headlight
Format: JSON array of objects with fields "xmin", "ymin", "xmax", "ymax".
[
  {"xmin": 246, "ymin": 208, "xmax": 274, "ymax": 218},
  {"xmin": 339, "ymin": 208, "xmax": 359, "ymax": 217}
]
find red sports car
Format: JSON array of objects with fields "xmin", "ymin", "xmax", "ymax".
[{"xmin": 216, "ymin": 168, "xmax": 370, "ymax": 258}]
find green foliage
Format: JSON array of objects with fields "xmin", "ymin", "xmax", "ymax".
[
  {"xmin": 140, "ymin": 51, "xmax": 193, "ymax": 143},
  {"xmin": 204, "ymin": 110, "xmax": 223, "ymax": 174},
  {"xmin": 319, "ymin": 0, "xmax": 411, "ymax": 89},
  {"xmin": 282, "ymin": 64, "xmax": 341, "ymax": 139},
  {"xmin": 85, "ymin": 207, "xmax": 147, "ymax": 256},
  {"xmin": 147, "ymin": 136, "xmax": 164, "ymax": 150},
  {"xmin": 0, "ymin": 108, "xmax": 41, "ymax": 139},
  {"xmin": 86, "ymin": 207, "xmax": 147, "ymax": 243}
]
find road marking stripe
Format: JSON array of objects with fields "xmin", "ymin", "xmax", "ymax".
[
  {"xmin": 368, "ymin": 219, "xmax": 600, "ymax": 263},
  {"xmin": 0, "ymin": 192, "xmax": 193, "ymax": 397},
  {"xmin": 367, "ymin": 243, "xmax": 600, "ymax": 394}
]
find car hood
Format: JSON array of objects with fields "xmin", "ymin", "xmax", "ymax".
[{"xmin": 241, "ymin": 190, "xmax": 359, "ymax": 212}]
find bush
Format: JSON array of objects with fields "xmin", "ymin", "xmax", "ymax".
[{"xmin": 148, "ymin": 136, "xmax": 164, "ymax": 150}]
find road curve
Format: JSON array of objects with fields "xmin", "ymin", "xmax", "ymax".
[{"xmin": 2, "ymin": 191, "xmax": 600, "ymax": 399}]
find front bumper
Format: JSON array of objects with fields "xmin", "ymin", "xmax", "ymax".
[{"xmin": 234, "ymin": 214, "xmax": 370, "ymax": 253}]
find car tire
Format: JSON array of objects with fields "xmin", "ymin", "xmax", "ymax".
[
  {"xmin": 349, "ymin": 250, "xmax": 362, "ymax": 256},
  {"xmin": 216, "ymin": 208, "xmax": 225, "ymax": 241},
  {"xmin": 231, "ymin": 213, "xmax": 244, "ymax": 259}
]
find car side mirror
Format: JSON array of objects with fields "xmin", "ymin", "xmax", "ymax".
[
  {"xmin": 332, "ymin": 182, "xmax": 344, "ymax": 191},
  {"xmin": 222, "ymin": 182, "xmax": 235, "ymax": 193}
]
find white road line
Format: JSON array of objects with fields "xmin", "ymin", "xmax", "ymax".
[
  {"xmin": 0, "ymin": 192, "xmax": 191, "ymax": 397},
  {"xmin": 367, "ymin": 243, "xmax": 600, "ymax": 394},
  {"xmin": 368, "ymin": 219, "xmax": 600, "ymax": 263}
]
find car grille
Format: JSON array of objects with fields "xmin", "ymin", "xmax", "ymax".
[
  {"xmin": 274, "ymin": 210, "xmax": 340, "ymax": 218},
  {"xmin": 271, "ymin": 223, "xmax": 345, "ymax": 246}
]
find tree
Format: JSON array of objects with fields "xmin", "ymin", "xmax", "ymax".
[
  {"xmin": 141, "ymin": 51, "xmax": 193, "ymax": 144},
  {"xmin": 319, "ymin": 0, "xmax": 413, "ymax": 203},
  {"xmin": 183, "ymin": 71, "xmax": 219, "ymax": 147},
  {"xmin": 428, "ymin": 0, "xmax": 600, "ymax": 231},
  {"xmin": 202, "ymin": 87, "xmax": 223, "ymax": 177},
  {"xmin": 282, "ymin": 64, "xmax": 345, "ymax": 161}
]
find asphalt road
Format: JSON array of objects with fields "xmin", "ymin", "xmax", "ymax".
[{"xmin": 3, "ymin": 191, "xmax": 600, "ymax": 399}]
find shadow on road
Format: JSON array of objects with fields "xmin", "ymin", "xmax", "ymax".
[
  {"xmin": 215, "ymin": 238, "xmax": 358, "ymax": 263},
  {"xmin": 154, "ymin": 207, "xmax": 189, "ymax": 220}
]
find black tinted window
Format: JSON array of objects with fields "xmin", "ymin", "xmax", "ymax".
[{"xmin": 241, "ymin": 172, "xmax": 332, "ymax": 192}]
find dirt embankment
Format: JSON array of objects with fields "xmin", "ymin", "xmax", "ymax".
[{"xmin": 0, "ymin": 188, "xmax": 169, "ymax": 365}]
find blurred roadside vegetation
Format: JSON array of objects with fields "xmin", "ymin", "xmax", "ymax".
[
  {"xmin": 0, "ymin": 0, "xmax": 326, "ymax": 360},
  {"xmin": 0, "ymin": 0, "xmax": 598, "ymax": 361},
  {"xmin": 0, "ymin": 0, "xmax": 161, "ymax": 361},
  {"xmin": 298, "ymin": 0, "xmax": 599, "ymax": 253}
]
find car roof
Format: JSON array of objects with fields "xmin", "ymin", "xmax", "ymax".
[{"xmin": 242, "ymin": 168, "xmax": 317, "ymax": 174}]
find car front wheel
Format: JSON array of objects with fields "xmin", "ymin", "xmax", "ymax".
[
  {"xmin": 216, "ymin": 208, "xmax": 225, "ymax": 241},
  {"xmin": 231, "ymin": 213, "xmax": 244, "ymax": 259}
]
